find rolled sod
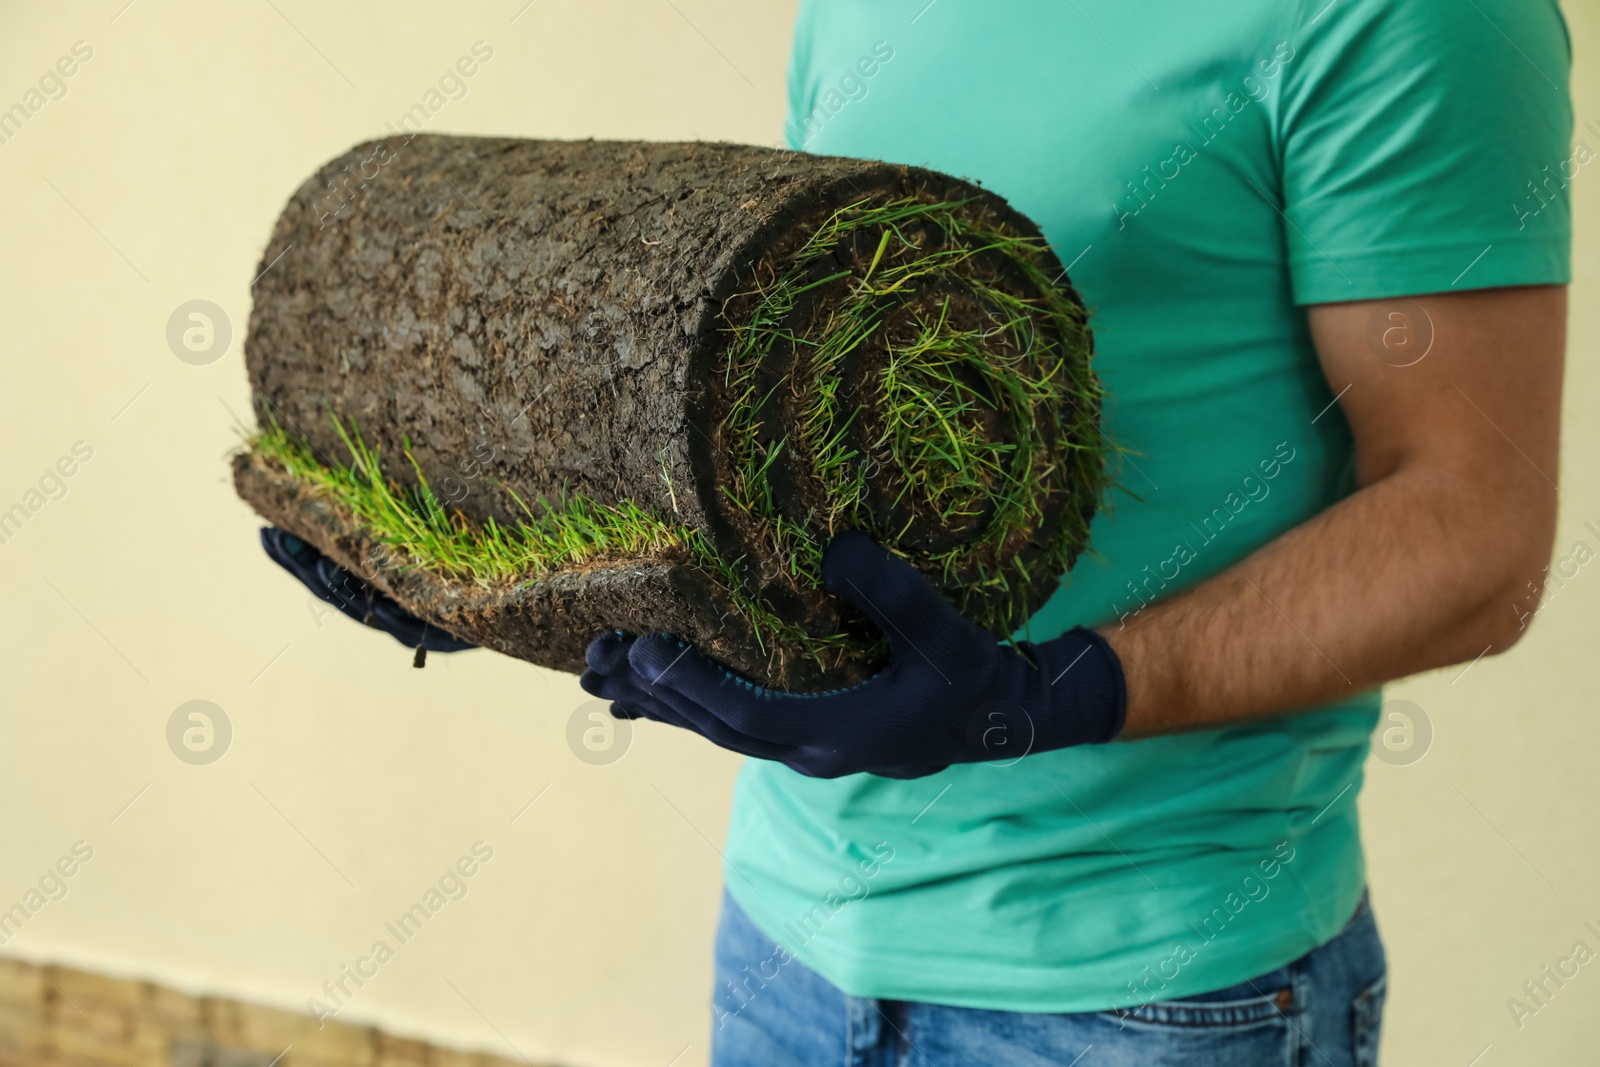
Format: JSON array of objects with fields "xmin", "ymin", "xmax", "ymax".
[{"xmin": 235, "ymin": 134, "xmax": 1107, "ymax": 691}]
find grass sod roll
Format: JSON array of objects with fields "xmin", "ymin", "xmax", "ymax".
[{"xmin": 234, "ymin": 135, "xmax": 1109, "ymax": 691}]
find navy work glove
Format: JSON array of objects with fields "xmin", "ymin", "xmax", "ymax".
[
  {"xmin": 259, "ymin": 527, "xmax": 476, "ymax": 665},
  {"xmin": 579, "ymin": 531, "xmax": 1127, "ymax": 779}
]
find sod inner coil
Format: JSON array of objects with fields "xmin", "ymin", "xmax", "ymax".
[
  {"xmin": 246, "ymin": 195, "xmax": 1104, "ymax": 672},
  {"xmin": 706, "ymin": 196, "xmax": 1102, "ymax": 653}
]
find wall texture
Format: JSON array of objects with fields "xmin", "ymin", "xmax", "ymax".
[{"xmin": 0, "ymin": 2, "xmax": 1595, "ymax": 1065}]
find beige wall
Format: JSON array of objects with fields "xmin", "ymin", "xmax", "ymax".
[{"xmin": 0, "ymin": 2, "xmax": 1595, "ymax": 1065}]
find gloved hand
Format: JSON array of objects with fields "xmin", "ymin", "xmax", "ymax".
[
  {"xmin": 579, "ymin": 531, "xmax": 1126, "ymax": 778},
  {"xmin": 259, "ymin": 527, "xmax": 476, "ymax": 665}
]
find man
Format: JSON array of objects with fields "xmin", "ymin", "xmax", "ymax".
[{"xmin": 264, "ymin": 0, "xmax": 1572, "ymax": 1061}]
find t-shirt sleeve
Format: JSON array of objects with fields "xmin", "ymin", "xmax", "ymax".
[{"xmin": 1278, "ymin": 0, "xmax": 1574, "ymax": 304}]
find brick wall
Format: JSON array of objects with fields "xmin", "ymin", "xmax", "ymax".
[{"xmin": 0, "ymin": 958, "xmax": 541, "ymax": 1067}]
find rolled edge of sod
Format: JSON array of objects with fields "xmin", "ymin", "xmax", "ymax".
[{"xmin": 235, "ymin": 135, "xmax": 1108, "ymax": 691}]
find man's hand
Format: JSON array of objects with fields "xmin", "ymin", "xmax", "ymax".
[
  {"xmin": 579, "ymin": 531, "xmax": 1126, "ymax": 779},
  {"xmin": 260, "ymin": 528, "xmax": 476, "ymax": 659}
]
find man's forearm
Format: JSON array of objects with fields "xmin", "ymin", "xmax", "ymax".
[{"xmin": 1099, "ymin": 462, "xmax": 1550, "ymax": 738}]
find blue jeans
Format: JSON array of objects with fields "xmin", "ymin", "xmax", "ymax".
[{"xmin": 711, "ymin": 890, "xmax": 1386, "ymax": 1066}]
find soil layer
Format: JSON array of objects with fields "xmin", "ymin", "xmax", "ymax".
[{"xmin": 237, "ymin": 134, "xmax": 1099, "ymax": 690}]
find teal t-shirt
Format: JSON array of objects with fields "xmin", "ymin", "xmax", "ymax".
[{"xmin": 724, "ymin": 0, "xmax": 1572, "ymax": 1011}]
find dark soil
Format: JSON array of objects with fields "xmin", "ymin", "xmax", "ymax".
[
  {"xmin": 237, "ymin": 134, "xmax": 1093, "ymax": 690},
  {"xmin": 234, "ymin": 449, "xmax": 776, "ymax": 682}
]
